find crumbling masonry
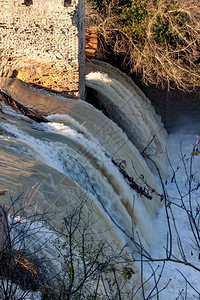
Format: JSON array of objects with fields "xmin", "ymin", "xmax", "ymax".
[{"xmin": 0, "ymin": 0, "xmax": 85, "ymax": 98}]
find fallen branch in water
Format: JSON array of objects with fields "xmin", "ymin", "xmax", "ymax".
[
  {"xmin": 0, "ymin": 90, "xmax": 49, "ymax": 123},
  {"xmin": 0, "ymin": 190, "xmax": 8, "ymax": 196},
  {"xmin": 111, "ymin": 159, "xmax": 152, "ymax": 200},
  {"xmin": 0, "ymin": 127, "xmax": 16, "ymax": 138}
]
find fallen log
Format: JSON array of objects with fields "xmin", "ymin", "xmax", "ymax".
[
  {"xmin": 0, "ymin": 89, "xmax": 49, "ymax": 123},
  {"xmin": 111, "ymin": 159, "xmax": 153, "ymax": 200}
]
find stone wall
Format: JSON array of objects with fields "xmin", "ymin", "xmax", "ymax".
[{"xmin": 0, "ymin": 0, "xmax": 85, "ymax": 98}]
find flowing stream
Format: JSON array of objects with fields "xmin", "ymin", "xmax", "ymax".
[{"xmin": 0, "ymin": 61, "xmax": 199, "ymax": 299}]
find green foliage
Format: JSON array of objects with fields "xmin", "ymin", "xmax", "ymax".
[
  {"xmin": 121, "ymin": 0, "xmax": 148, "ymax": 41},
  {"xmin": 153, "ymin": 22, "xmax": 180, "ymax": 46},
  {"xmin": 121, "ymin": 266, "xmax": 135, "ymax": 281}
]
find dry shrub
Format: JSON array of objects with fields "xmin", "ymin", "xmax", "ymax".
[{"xmin": 87, "ymin": 0, "xmax": 200, "ymax": 91}]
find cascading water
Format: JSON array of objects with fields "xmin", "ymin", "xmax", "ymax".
[
  {"xmin": 86, "ymin": 60, "xmax": 168, "ymax": 178},
  {"xmin": 0, "ymin": 62, "xmax": 199, "ymax": 299}
]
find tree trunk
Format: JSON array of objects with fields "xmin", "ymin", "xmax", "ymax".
[{"xmin": 0, "ymin": 89, "xmax": 49, "ymax": 123}]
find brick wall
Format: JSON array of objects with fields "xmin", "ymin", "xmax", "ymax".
[{"xmin": 0, "ymin": 0, "xmax": 85, "ymax": 98}]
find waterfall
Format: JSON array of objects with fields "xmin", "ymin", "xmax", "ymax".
[
  {"xmin": 0, "ymin": 62, "xmax": 171, "ymax": 298},
  {"xmin": 86, "ymin": 60, "xmax": 168, "ymax": 178}
]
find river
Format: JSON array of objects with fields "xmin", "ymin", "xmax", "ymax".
[{"xmin": 0, "ymin": 61, "xmax": 199, "ymax": 299}]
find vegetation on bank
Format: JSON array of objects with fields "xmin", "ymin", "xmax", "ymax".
[{"xmin": 86, "ymin": 0, "xmax": 200, "ymax": 91}]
